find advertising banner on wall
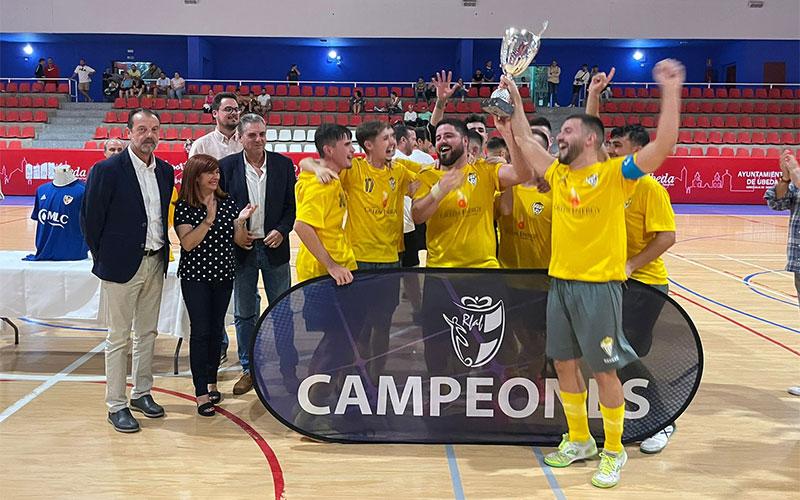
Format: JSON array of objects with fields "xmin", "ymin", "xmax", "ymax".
[{"xmin": 251, "ymin": 270, "xmax": 702, "ymax": 445}]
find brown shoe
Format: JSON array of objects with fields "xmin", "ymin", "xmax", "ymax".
[{"xmin": 232, "ymin": 373, "xmax": 253, "ymax": 395}]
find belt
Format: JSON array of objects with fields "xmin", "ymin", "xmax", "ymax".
[{"xmin": 143, "ymin": 247, "xmax": 163, "ymax": 256}]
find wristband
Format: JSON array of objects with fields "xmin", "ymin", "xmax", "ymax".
[{"xmin": 430, "ymin": 182, "xmax": 443, "ymax": 201}]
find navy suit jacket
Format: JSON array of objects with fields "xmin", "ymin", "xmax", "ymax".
[
  {"xmin": 80, "ymin": 148, "xmax": 174, "ymax": 283},
  {"xmin": 219, "ymin": 150, "xmax": 296, "ymax": 266}
]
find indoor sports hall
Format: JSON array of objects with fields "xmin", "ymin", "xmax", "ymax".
[{"xmin": 1, "ymin": 1, "xmax": 798, "ymax": 498}]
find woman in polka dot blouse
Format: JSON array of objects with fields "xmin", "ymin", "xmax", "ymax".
[{"xmin": 174, "ymin": 154, "xmax": 256, "ymax": 416}]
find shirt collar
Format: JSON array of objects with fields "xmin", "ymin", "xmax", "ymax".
[
  {"xmin": 243, "ymin": 150, "xmax": 267, "ymax": 171},
  {"xmin": 128, "ymin": 147, "xmax": 156, "ymax": 171},
  {"xmin": 213, "ymin": 128, "xmax": 238, "ymax": 144}
]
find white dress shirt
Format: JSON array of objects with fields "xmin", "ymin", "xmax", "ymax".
[
  {"xmin": 189, "ymin": 128, "xmax": 243, "ymax": 160},
  {"xmin": 393, "ymin": 149, "xmax": 434, "ymax": 233},
  {"xmin": 128, "ymin": 148, "xmax": 164, "ymax": 251},
  {"xmin": 243, "ymin": 151, "xmax": 268, "ymax": 239}
]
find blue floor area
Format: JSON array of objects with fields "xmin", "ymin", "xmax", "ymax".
[{"xmin": 0, "ymin": 196, "xmax": 35, "ymax": 206}]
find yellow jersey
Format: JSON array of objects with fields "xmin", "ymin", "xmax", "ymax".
[
  {"xmin": 294, "ymin": 171, "xmax": 356, "ymax": 282},
  {"xmin": 497, "ymin": 184, "xmax": 552, "ymax": 269},
  {"xmin": 545, "ymin": 155, "xmax": 638, "ymax": 282},
  {"xmin": 414, "ymin": 159, "xmax": 502, "ymax": 268},
  {"xmin": 340, "ymin": 157, "xmax": 417, "ymax": 263},
  {"xmin": 625, "ymin": 174, "xmax": 675, "ymax": 285}
]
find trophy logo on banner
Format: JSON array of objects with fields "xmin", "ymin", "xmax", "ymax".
[
  {"xmin": 443, "ymin": 296, "xmax": 506, "ymax": 368},
  {"xmin": 481, "ymin": 22, "xmax": 548, "ymax": 118}
]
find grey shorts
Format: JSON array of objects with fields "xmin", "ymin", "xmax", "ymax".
[{"xmin": 546, "ymin": 278, "xmax": 639, "ymax": 372}]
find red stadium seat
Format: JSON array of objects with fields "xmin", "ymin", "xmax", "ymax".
[
  {"xmin": 377, "ymin": 87, "xmax": 389, "ymax": 97},
  {"xmin": 187, "ymin": 84, "xmax": 199, "ymax": 94},
  {"xmin": 674, "ymin": 146, "xmax": 689, "ymax": 156},
  {"xmin": 751, "ymin": 132, "xmax": 766, "ymax": 144},
  {"xmin": 328, "ymin": 87, "xmax": 340, "ymax": 97},
  {"xmin": 780, "ymin": 117, "xmax": 794, "ymax": 129},
  {"xmin": 17, "ymin": 110, "xmax": 32, "ymax": 122},
  {"xmin": 648, "ymin": 87, "xmax": 661, "ymax": 98},
  {"xmin": 739, "ymin": 116, "xmax": 753, "ymax": 128},
  {"xmin": 601, "ymin": 115, "xmax": 613, "ymax": 128},
  {"xmin": 720, "ymin": 147, "xmax": 734, "ymax": 156},
  {"xmin": 755, "ymin": 88, "xmax": 768, "ymax": 99},
  {"xmin": 768, "ymin": 88, "xmax": 781, "ymax": 99},
  {"xmin": 5, "ymin": 126, "xmax": 22, "ymax": 138},
  {"xmin": 314, "ymin": 86, "xmax": 326, "ymax": 97},
  {"xmin": 689, "ymin": 88, "xmax": 702, "ymax": 98},
  {"xmin": 301, "ymin": 86, "xmax": 313, "ymax": 97},
  {"xmin": 479, "ymin": 87, "xmax": 491, "ymax": 98},
  {"xmin": 268, "ymin": 114, "xmax": 281, "ymax": 126},
  {"xmin": 715, "ymin": 88, "xmax": 728, "ymax": 98},
  {"xmin": 31, "ymin": 97, "xmax": 45, "ymax": 108},
  {"xmin": 285, "ymin": 100, "xmax": 298, "ymax": 111},
  {"xmin": 288, "ymin": 86, "xmax": 301, "ymax": 97},
  {"xmin": 180, "ymin": 99, "xmax": 193, "ymax": 110},
  {"xmin": 199, "ymin": 85, "xmax": 211, "ymax": 95},
  {"xmin": 519, "ymin": 87, "xmax": 530, "ymax": 98},
  {"xmin": 200, "ymin": 114, "xmax": 213, "ymax": 125},
  {"xmin": 186, "ymin": 113, "xmax": 199, "ymax": 125},
  {"xmin": 33, "ymin": 110, "xmax": 47, "ymax": 122},
  {"xmin": 618, "ymin": 102, "xmax": 632, "ymax": 113},
  {"xmin": 766, "ymin": 148, "xmax": 781, "ymax": 158},
  {"xmin": 164, "ymin": 128, "xmax": 179, "ymax": 141},
  {"xmin": 283, "ymin": 115, "xmax": 295, "ymax": 126},
  {"xmin": 337, "ymin": 101, "xmax": 350, "ymax": 113},
  {"xmin": 766, "ymin": 132, "xmax": 781, "ymax": 144},
  {"xmin": 160, "ymin": 111, "xmax": 172, "ymax": 124},
  {"xmin": 180, "ymin": 127, "xmax": 193, "ymax": 140},
  {"xmin": 5, "ymin": 110, "xmax": 19, "ymax": 121},
  {"xmin": 627, "ymin": 115, "xmax": 640, "ymax": 125},
  {"xmin": 44, "ymin": 83, "xmax": 57, "ymax": 93},
  {"xmin": 212, "ymin": 84, "xmax": 224, "ymax": 94},
  {"xmin": 696, "ymin": 116, "xmax": 711, "ymax": 128},
  {"xmin": 94, "ymin": 127, "xmax": 108, "ymax": 139},
  {"xmin": 712, "ymin": 102, "xmax": 727, "ymax": 113},
  {"xmin": 780, "ymin": 132, "xmax": 799, "ymax": 145},
  {"xmin": 324, "ymin": 101, "xmax": 336, "ymax": 113},
  {"xmin": 735, "ymin": 148, "xmax": 750, "ymax": 157},
  {"xmin": 766, "ymin": 102, "xmax": 781, "ymax": 114},
  {"xmin": 742, "ymin": 88, "xmax": 755, "ymax": 99},
  {"xmin": 750, "ymin": 148, "xmax": 765, "ymax": 158},
  {"xmin": 296, "ymin": 115, "xmax": 309, "ymax": 127},
  {"xmin": 151, "ymin": 98, "xmax": 165, "ymax": 110},
  {"xmin": 225, "ymin": 85, "xmax": 237, "ymax": 93},
  {"xmin": 309, "ymin": 115, "xmax": 321, "ymax": 126},
  {"xmin": 736, "ymin": 131, "xmax": 751, "ymax": 144},
  {"xmin": 603, "ymin": 102, "xmax": 618, "ymax": 113},
  {"xmin": 272, "ymin": 100, "xmax": 285, "ymax": 112},
  {"xmin": 18, "ymin": 82, "xmax": 31, "ymax": 93},
  {"xmin": 155, "ymin": 142, "xmax": 171, "ymax": 152},
  {"xmin": 727, "ymin": 102, "xmax": 741, "ymax": 114},
  {"xmin": 724, "ymin": 116, "xmax": 739, "ymax": 128},
  {"xmin": 728, "ymin": 88, "xmax": 741, "ymax": 99},
  {"xmin": 299, "ymin": 100, "xmax": 312, "ymax": 112},
  {"xmin": 681, "ymin": 116, "xmax": 696, "ymax": 128},
  {"xmin": 689, "ymin": 147, "xmax": 704, "ymax": 156},
  {"xmin": 710, "ymin": 116, "xmax": 724, "ymax": 128},
  {"xmin": 753, "ymin": 117, "xmax": 767, "ymax": 128},
  {"xmin": 705, "ymin": 146, "xmax": 720, "ymax": 156},
  {"xmin": 84, "ymin": 141, "xmax": 98, "ymax": 149},
  {"xmin": 336, "ymin": 115, "xmax": 349, "ymax": 126},
  {"xmin": 0, "ymin": 126, "xmax": 6, "ymax": 138},
  {"xmin": 322, "ymin": 114, "xmax": 335, "ymax": 124},
  {"xmin": 694, "ymin": 131, "xmax": 709, "ymax": 144},
  {"xmin": 239, "ymin": 85, "xmax": 250, "ymax": 94},
  {"xmin": 166, "ymin": 99, "xmax": 180, "ymax": 110},
  {"xmin": 722, "ymin": 132, "xmax": 737, "ymax": 143},
  {"xmin": 766, "ymin": 116, "xmax": 780, "ymax": 128},
  {"xmin": 104, "ymin": 111, "xmax": 117, "ymax": 123},
  {"xmin": 678, "ymin": 130, "xmax": 694, "ymax": 144},
  {"xmin": 708, "ymin": 131, "xmax": 723, "ymax": 144},
  {"xmin": 193, "ymin": 128, "xmax": 208, "ymax": 140},
  {"xmin": 700, "ymin": 102, "xmax": 713, "ymax": 114},
  {"xmin": 310, "ymin": 101, "xmax": 323, "ymax": 113}
]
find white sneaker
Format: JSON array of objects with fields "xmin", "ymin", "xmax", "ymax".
[
  {"xmin": 788, "ymin": 386, "xmax": 800, "ymax": 396},
  {"xmin": 544, "ymin": 433, "xmax": 598, "ymax": 467},
  {"xmin": 592, "ymin": 449, "xmax": 627, "ymax": 488},
  {"xmin": 640, "ymin": 424, "xmax": 675, "ymax": 454}
]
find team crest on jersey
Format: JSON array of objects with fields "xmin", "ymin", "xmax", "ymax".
[
  {"xmin": 624, "ymin": 198, "xmax": 632, "ymax": 208},
  {"xmin": 532, "ymin": 202, "xmax": 544, "ymax": 215},
  {"xmin": 467, "ymin": 172, "xmax": 477, "ymax": 186},
  {"xmin": 585, "ymin": 173, "xmax": 599, "ymax": 187},
  {"xmin": 389, "ymin": 177, "xmax": 396, "ymax": 191},
  {"xmin": 63, "ymin": 195, "xmax": 74, "ymax": 205}
]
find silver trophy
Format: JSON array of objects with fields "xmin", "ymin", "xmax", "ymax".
[{"xmin": 481, "ymin": 22, "xmax": 548, "ymax": 118}]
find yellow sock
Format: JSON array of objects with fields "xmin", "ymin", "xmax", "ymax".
[
  {"xmin": 599, "ymin": 403, "xmax": 626, "ymax": 453},
  {"xmin": 560, "ymin": 391, "xmax": 590, "ymax": 442}
]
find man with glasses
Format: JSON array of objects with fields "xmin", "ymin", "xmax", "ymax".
[{"xmin": 189, "ymin": 92, "xmax": 243, "ymax": 363}]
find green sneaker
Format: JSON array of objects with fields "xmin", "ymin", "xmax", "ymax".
[
  {"xmin": 544, "ymin": 433, "xmax": 598, "ymax": 468},
  {"xmin": 591, "ymin": 449, "xmax": 628, "ymax": 488}
]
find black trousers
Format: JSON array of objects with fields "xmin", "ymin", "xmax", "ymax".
[{"xmin": 181, "ymin": 279, "xmax": 234, "ymax": 397}]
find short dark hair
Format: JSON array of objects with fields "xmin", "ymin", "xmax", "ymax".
[
  {"xmin": 529, "ymin": 116, "xmax": 552, "ymax": 132},
  {"xmin": 315, "ymin": 124, "xmax": 351, "ymax": 159},
  {"xmin": 356, "ymin": 120, "xmax": 391, "ymax": 150},
  {"xmin": 414, "ymin": 126, "xmax": 431, "ymax": 143},
  {"xmin": 179, "ymin": 154, "xmax": 228, "ymax": 208},
  {"xmin": 565, "ymin": 113, "xmax": 605, "ymax": 149},
  {"xmin": 463, "ymin": 113, "xmax": 487, "ymax": 127},
  {"xmin": 530, "ymin": 129, "xmax": 550, "ymax": 149},
  {"xmin": 435, "ymin": 118, "xmax": 469, "ymax": 139},
  {"xmin": 393, "ymin": 124, "xmax": 414, "ymax": 143},
  {"xmin": 467, "ymin": 129, "xmax": 484, "ymax": 148},
  {"xmin": 486, "ymin": 136, "xmax": 507, "ymax": 152},
  {"xmin": 609, "ymin": 124, "xmax": 651, "ymax": 148},
  {"xmin": 212, "ymin": 92, "xmax": 237, "ymax": 111},
  {"xmin": 127, "ymin": 107, "xmax": 160, "ymax": 129}
]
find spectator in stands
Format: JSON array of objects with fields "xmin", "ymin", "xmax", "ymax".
[
  {"xmin": 764, "ymin": 150, "xmax": 800, "ymax": 395},
  {"xmin": 103, "ymin": 139, "xmax": 125, "ymax": 158},
  {"xmin": 388, "ymin": 91, "xmax": 403, "ymax": 115},
  {"xmin": 350, "ymin": 90, "xmax": 365, "ymax": 116},
  {"xmin": 569, "ymin": 64, "xmax": 590, "ymax": 107},
  {"xmin": 415, "ymin": 126, "xmax": 435, "ymax": 155},
  {"xmin": 287, "ymin": 64, "xmax": 301, "ymax": 86},
  {"xmin": 472, "ymin": 68, "xmax": 485, "ymax": 89},
  {"xmin": 254, "ymin": 88, "xmax": 272, "ymax": 115},
  {"xmin": 104, "ymin": 78, "xmax": 121, "ymax": 101},
  {"xmin": 425, "ymin": 75, "xmax": 437, "ymax": 103},
  {"xmin": 547, "ymin": 60, "xmax": 561, "ymax": 107},
  {"xmin": 169, "ymin": 72, "xmax": 186, "ymax": 100},
  {"xmin": 464, "ymin": 113, "xmax": 489, "ymax": 145},
  {"xmin": 141, "ymin": 63, "xmax": 160, "ymax": 82},
  {"xmin": 483, "ymin": 60, "xmax": 495, "ymax": 82},
  {"xmin": 184, "ymin": 139, "xmax": 193, "ymax": 155},
  {"xmin": 174, "ymin": 154, "xmax": 256, "ymax": 416},
  {"xmin": 414, "ymin": 77, "xmax": 427, "ymax": 103},
  {"xmin": 202, "ymin": 89, "xmax": 215, "ymax": 113},
  {"xmin": 218, "ymin": 113, "xmax": 298, "ymax": 395},
  {"xmin": 154, "ymin": 72, "xmax": 171, "ymax": 98},
  {"xmin": 234, "ymin": 88, "xmax": 247, "ymax": 110},
  {"xmin": 416, "ymin": 104, "xmax": 432, "ymax": 125},
  {"xmin": 35, "ymin": 58, "xmax": 46, "ymax": 83},
  {"xmin": 45, "ymin": 58, "xmax": 60, "ymax": 80},
  {"xmin": 132, "ymin": 77, "xmax": 146, "ymax": 98},
  {"xmin": 403, "ymin": 104, "xmax": 418, "ymax": 126},
  {"xmin": 453, "ymin": 78, "xmax": 467, "ymax": 102},
  {"xmin": 72, "ymin": 58, "xmax": 95, "ymax": 102},
  {"xmin": 120, "ymin": 73, "xmax": 134, "ymax": 98},
  {"xmin": 127, "ymin": 64, "xmax": 141, "ymax": 80},
  {"xmin": 81, "ymin": 108, "xmax": 174, "ymax": 433}
]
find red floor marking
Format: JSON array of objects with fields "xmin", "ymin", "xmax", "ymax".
[{"xmin": 670, "ymin": 291, "xmax": 800, "ymax": 357}]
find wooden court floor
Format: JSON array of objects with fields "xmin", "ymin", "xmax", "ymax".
[{"xmin": 1, "ymin": 202, "xmax": 798, "ymax": 499}]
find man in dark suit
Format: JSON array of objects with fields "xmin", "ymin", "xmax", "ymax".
[
  {"xmin": 81, "ymin": 108, "xmax": 174, "ymax": 433},
  {"xmin": 219, "ymin": 113, "xmax": 297, "ymax": 394}
]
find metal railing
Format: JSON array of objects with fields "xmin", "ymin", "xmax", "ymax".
[{"xmin": 0, "ymin": 77, "xmax": 77, "ymax": 101}]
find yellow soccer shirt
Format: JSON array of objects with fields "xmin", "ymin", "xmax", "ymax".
[
  {"xmin": 413, "ymin": 159, "xmax": 502, "ymax": 268},
  {"xmin": 340, "ymin": 157, "xmax": 417, "ymax": 263},
  {"xmin": 545, "ymin": 155, "xmax": 638, "ymax": 282},
  {"xmin": 625, "ymin": 174, "xmax": 675, "ymax": 285},
  {"xmin": 498, "ymin": 184, "xmax": 553, "ymax": 269},
  {"xmin": 295, "ymin": 171, "xmax": 356, "ymax": 282}
]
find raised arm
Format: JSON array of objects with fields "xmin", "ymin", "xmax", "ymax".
[
  {"xmin": 585, "ymin": 67, "xmax": 615, "ymax": 118},
  {"xmin": 495, "ymin": 115, "xmax": 533, "ymax": 190},
  {"xmin": 632, "ymin": 59, "xmax": 685, "ymax": 173},
  {"xmin": 502, "ymin": 75, "xmax": 554, "ymax": 178},
  {"xmin": 429, "ymin": 70, "xmax": 459, "ymax": 128}
]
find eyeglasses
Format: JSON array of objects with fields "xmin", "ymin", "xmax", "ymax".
[{"xmin": 221, "ymin": 107, "xmax": 240, "ymax": 113}]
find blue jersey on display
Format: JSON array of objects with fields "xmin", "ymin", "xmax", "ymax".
[{"xmin": 24, "ymin": 180, "xmax": 90, "ymax": 261}]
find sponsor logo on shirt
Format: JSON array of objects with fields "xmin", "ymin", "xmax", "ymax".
[{"xmin": 37, "ymin": 209, "xmax": 69, "ymax": 228}]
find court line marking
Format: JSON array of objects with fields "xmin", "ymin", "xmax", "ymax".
[
  {"xmin": 670, "ymin": 290, "xmax": 800, "ymax": 357},
  {"xmin": 669, "ymin": 278, "xmax": 799, "ymax": 334},
  {"xmin": 743, "ymin": 271, "xmax": 799, "ymax": 307},
  {"xmin": 667, "ymin": 253, "xmax": 798, "ymax": 303},
  {"xmin": 532, "ymin": 447, "xmax": 567, "ymax": 500},
  {"xmin": 0, "ymin": 341, "xmax": 105, "ymax": 425},
  {"xmin": 444, "ymin": 445, "xmax": 465, "ymax": 500}
]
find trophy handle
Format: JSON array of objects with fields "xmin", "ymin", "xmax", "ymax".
[{"xmin": 538, "ymin": 21, "xmax": 549, "ymax": 37}]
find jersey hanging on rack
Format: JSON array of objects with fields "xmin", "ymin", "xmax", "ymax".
[{"xmin": 24, "ymin": 180, "xmax": 90, "ymax": 261}]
